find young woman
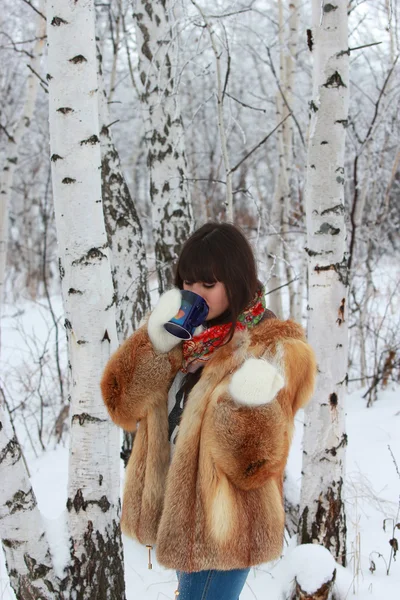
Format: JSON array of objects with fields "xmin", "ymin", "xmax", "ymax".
[{"xmin": 101, "ymin": 222, "xmax": 316, "ymax": 600}]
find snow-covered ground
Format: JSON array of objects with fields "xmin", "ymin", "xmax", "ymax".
[{"xmin": 1, "ymin": 299, "xmax": 399, "ymax": 599}]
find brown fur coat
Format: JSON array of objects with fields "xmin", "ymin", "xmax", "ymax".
[{"xmin": 101, "ymin": 317, "xmax": 316, "ymax": 572}]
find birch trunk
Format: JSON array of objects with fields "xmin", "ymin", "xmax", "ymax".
[
  {"xmin": 299, "ymin": 0, "xmax": 349, "ymax": 567},
  {"xmin": 0, "ymin": 407, "xmax": 60, "ymax": 598},
  {"xmin": 47, "ymin": 1, "xmax": 125, "ymax": 596},
  {"xmin": 97, "ymin": 45, "xmax": 150, "ymax": 341},
  {"xmin": 133, "ymin": 0, "xmax": 193, "ymax": 294},
  {"xmin": 0, "ymin": 3, "xmax": 46, "ymax": 306}
]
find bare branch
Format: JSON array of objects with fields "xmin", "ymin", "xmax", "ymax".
[
  {"xmin": 19, "ymin": 0, "xmax": 46, "ymax": 21},
  {"xmin": 266, "ymin": 47, "xmax": 305, "ymax": 147},
  {"xmin": 228, "ymin": 113, "xmax": 291, "ymax": 176},
  {"xmin": 27, "ymin": 64, "xmax": 48, "ymax": 88},
  {"xmin": 225, "ymin": 92, "xmax": 267, "ymax": 113}
]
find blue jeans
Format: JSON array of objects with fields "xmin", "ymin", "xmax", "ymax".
[{"xmin": 176, "ymin": 568, "xmax": 250, "ymax": 600}]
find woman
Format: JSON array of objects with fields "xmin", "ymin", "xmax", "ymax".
[{"xmin": 101, "ymin": 222, "xmax": 316, "ymax": 600}]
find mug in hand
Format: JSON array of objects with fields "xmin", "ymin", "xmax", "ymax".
[{"xmin": 164, "ymin": 290, "xmax": 209, "ymax": 340}]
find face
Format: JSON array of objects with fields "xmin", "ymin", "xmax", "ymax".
[{"xmin": 183, "ymin": 281, "xmax": 229, "ymax": 321}]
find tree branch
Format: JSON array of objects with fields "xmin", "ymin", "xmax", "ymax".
[
  {"xmin": 20, "ymin": 0, "xmax": 46, "ymax": 21},
  {"xmin": 266, "ymin": 46, "xmax": 305, "ymax": 148},
  {"xmin": 227, "ymin": 113, "xmax": 291, "ymax": 176}
]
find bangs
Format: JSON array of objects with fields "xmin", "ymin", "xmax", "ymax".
[{"xmin": 177, "ymin": 237, "xmax": 224, "ymax": 284}]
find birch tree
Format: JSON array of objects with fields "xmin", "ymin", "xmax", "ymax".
[
  {"xmin": 299, "ymin": 0, "xmax": 349, "ymax": 568},
  {"xmin": 98, "ymin": 44, "xmax": 150, "ymax": 341},
  {"xmin": 47, "ymin": 0, "xmax": 125, "ymax": 596},
  {"xmin": 133, "ymin": 0, "xmax": 193, "ymax": 294},
  {"xmin": 0, "ymin": 407, "xmax": 61, "ymax": 598},
  {"xmin": 0, "ymin": 2, "xmax": 46, "ymax": 307}
]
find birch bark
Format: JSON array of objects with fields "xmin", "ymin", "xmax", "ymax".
[
  {"xmin": 133, "ymin": 0, "xmax": 193, "ymax": 294},
  {"xmin": 0, "ymin": 2, "xmax": 46, "ymax": 306},
  {"xmin": 47, "ymin": 1, "xmax": 125, "ymax": 596},
  {"xmin": 97, "ymin": 45, "xmax": 150, "ymax": 341},
  {"xmin": 299, "ymin": 0, "xmax": 349, "ymax": 567},
  {"xmin": 0, "ymin": 407, "xmax": 60, "ymax": 598}
]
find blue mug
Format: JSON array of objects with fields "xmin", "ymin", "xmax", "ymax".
[{"xmin": 164, "ymin": 290, "xmax": 209, "ymax": 340}]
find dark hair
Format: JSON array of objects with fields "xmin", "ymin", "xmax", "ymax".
[{"xmin": 174, "ymin": 222, "xmax": 259, "ymax": 343}]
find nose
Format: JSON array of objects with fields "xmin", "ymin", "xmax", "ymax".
[{"xmin": 190, "ymin": 283, "xmax": 204, "ymax": 297}]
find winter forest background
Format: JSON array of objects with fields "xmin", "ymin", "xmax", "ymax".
[{"xmin": 0, "ymin": 0, "xmax": 399, "ymax": 599}]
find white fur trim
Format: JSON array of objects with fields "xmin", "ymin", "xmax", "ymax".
[
  {"xmin": 229, "ymin": 358, "xmax": 284, "ymax": 407},
  {"xmin": 148, "ymin": 288, "xmax": 183, "ymax": 353}
]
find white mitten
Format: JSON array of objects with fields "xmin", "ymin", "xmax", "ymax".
[
  {"xmin": 229, "ymin": 358, "xmax": 284, "ymax": 407},
  {"xmin": 148, "ymin": 288, "xmax": 183, "ymax": 353}
]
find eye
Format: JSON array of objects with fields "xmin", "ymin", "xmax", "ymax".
[
  {"xmin": 183, "ymin": 280, "xmax": 193, "ymax": 286},
  {"xmin": 203, "ymin": 283, "xmax": 216, "ymax": 289}
]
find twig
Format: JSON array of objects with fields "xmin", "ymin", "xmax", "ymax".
[
  {"xmin": 265, "ymin": 276, "xmax": 298, "ymax": 296},
  {"xmin": 337, "ymin": 41, "xmax": 382, "ymax": 57},
  {"xmin": 191, "ymin": 0, "xmax": 233, "ymax": 219},
  {"xmin": 27, "ymin": 64, "xmax": 48, "ymax": 88},
  {"xmin": 388, "ymin": 446, "xmax": 400, "ymax": 481},
  {"xmin": 228, "ymin": 113, "xmax": 291, "ymax": 175},
  {"xmin": 362, "ymin": 55, "xmax": 399, "ymax": 146},
  {"xmin": 0, "ymin": 124, "xmax": 15, "ymax": 143},
  {"xmin": 225, "ymin": 92, "xmax": 267, "ymax": 113},
  {"xmin": 20, "ymin": 0, "xmax": 46, "ymax": 21},
  {"xmin": 266, "ymin": 47, "xmax": 305, "ymax": 148}
]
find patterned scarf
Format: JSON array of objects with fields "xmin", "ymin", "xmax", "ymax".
[{"xmin": 181, "ymin": 285, "xmax": 267, "ymax": 373}]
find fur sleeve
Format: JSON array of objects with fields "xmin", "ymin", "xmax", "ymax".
[
  {"xmin": 211, "ymin": 337, "xmax": 316, "ymax": 491},
  {"xmin": 100, "ymin": 324, "xmax": 182, "ymax": 431}
]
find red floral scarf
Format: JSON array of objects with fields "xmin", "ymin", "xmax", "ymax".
[{"xmin": 181, "ymin": 286, "xmax": 267, "ymax": 373}]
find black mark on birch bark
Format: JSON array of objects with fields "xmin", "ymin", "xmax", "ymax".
[
  {"xmin": 24, "ymin": 554, "xmax": 51, "ymax": 579},
  {"xmin": 72, "ymin": 246, "xmax": 107, "ymax": 266},
  {"xmin": 62, "ymin": 177, "xmax": 76, "ymax": 184},
  {"xmin": 0, "ymin": 437, "xmax": 21, "ymax": 466},
  {"xmin": 314, "ymin": 257, "xmax": 349, "ymax": 286},
  {"xmin": 59, "ymin": 258, "xmax": 65, "ymax": 279},
  {"xmin": 137, "ymin": 22, "xmax": 153, "ymax": 62},
  {"xmin": 68, "ymin": 288, "xmax": 83, "ymax": 295},
  {"xmin": 2, "ymin": 539, "xmax": 24, "ymax": 549},
  {"xmin": 335, "ymin": 119, "xmax": 348, "ymax": 128},
  {"xmin": 69, "ymin": 55, "xmax": 87, "ymax": 64},
  {"xmin": 315, "ymin": 222, "xmax": 340, "ymax": 235},
  {"xmin": 321, "ymin": 204, "xmax": 344, "ymax": 216},
  {"xmin": 305, "ymin": 247, "xmax": 333, "ymax": 257},
  {"xmin": 51, "ymin": 17, "xmax": 68, "ymax": 26},
  {"xmin": 64, "ymin": 319, "xmax": 72, "ymax": 330},
  {"xmin": 51, "ymin": 154, "xmax": 63, "ymax": 162},
  {"xmin": 306, "ymin": 29, "xmax": 313, "ymax": 51},
  {"xmin": 80, "ymin": 135, "xmax": 100, "ymax": 146},
  {"xmin": 57, "ymin": 107, "xmax": 74, "ymax": 114},
  {"xmin": 46, "ymin": 73, "xmax": 53, "ymax": 81},
  {"xmin": 323, "ymin": 71, "xmax": 346, "ymax": 88},
  {"xmin": 325, "ymin": 433, "xmax": 348, "ymax": 457},
  {"xmin": 67, "ymin": 489, "xmax": 111, "ymax": 513},
  {"xmin": 324, "ymin": 3, "xmax": 338, "ymax": 12},
  {"xmin": 337, "ymin": 298, "xmax": 346, "ymax": 325},
  {"xmin": 144, "ymin": 2, "xmax": 153, "ymax": 19},
  {"xmin": 309, "ymin": 100, "xmax": 318, "ymax": 112},
  {"xmin": 102, "ymin": 329, "xmax": 111, "ymax": 343},
  {"xmin": 72, "ymin": 413, "xmax": 107, "ymax": 426},
  {"xmin": 6, "ymin": 488, "xmax": 36, "ymax": 514}
]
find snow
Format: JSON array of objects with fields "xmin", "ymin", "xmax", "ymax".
[{"xmin": 1, "ymin": 299, "xmax": 399, "ymax": 599}]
